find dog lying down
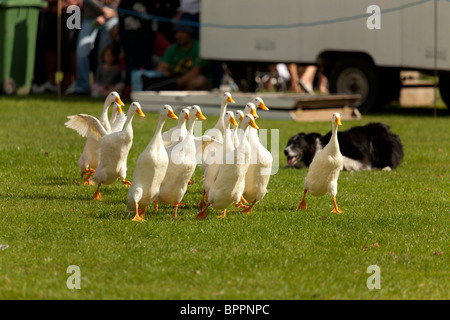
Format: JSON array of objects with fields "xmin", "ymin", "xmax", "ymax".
[{"xmin": 284, "ymin": 122, "xmax": 404, "ymax": 171}]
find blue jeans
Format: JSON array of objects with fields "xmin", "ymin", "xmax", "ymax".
[{"xmin": 74, "ymin": 17, "xmax": 118, "ymax": 93}]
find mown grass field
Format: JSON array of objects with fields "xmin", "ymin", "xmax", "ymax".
[{"xmin": 0, "ymin": 94, "xmax": 448, "ymax": 300}]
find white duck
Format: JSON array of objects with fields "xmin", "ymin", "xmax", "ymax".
[
  {"xmin": 66, "ymin": 102, "xmax": 145, "ymax": 200},
  {"xmin": 110, "ymin": 101, "xmax": 127, "ymax": 133},
  {"xmin": 162, "ymin": 108, "xmax": 190, "ymax": 147},
  {"xmin": 196, "ymin": 114, "xmax": 258, "ymax": 219},
  {"xmin": 199, "ymin": 111, "xmax": 238, "ymax": 211},
  {"xmin": 65, "ymin": 91, "xmax": 124, "ymax": 184},
  {"xmin": 203, "ymin": 92, "xmax": 235, "ymax": 142},
  {"xmin": 242, "ymin": 117, "xmax": 273, "ymax": 214},
  {"xmin": 158, "ymin": 106, "xmax": 207, "ymax": 218},
  {"xmin": 235, "ymin": 101, "xmax": 267, "ymax": 145},
  {"xmin": 127, "ymin": 105, "xmax": 178, "ymax": 222},
  {"xmin": 232, "ymin": 110, "xmax": 244, "ymax": 148},
  {"xmin": 298, "ymin": 113, "xmax": 344, "ymax": 213},
  {"xmin": 252, "ymin": 97, "xmax": 269, "ymax": 113}
]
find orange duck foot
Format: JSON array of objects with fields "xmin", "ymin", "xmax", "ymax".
[{"xmin": 217, "ymin": 209, "xmax": 227, "ymax": 219}]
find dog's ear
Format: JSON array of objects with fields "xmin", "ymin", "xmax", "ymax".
[
  {"xmin": 287, "ymin": 133, "xmax": 304, "ymax": 144},
  {"xmin": 306, "ymin": 133, "xmax": 323, "ymax": 145},
  {"xmin": 305, "ymin": 132, "xmax": 322, "ymax": 148},
  {"xmin": 296, "ymin": 132, "xmax": 322, "ymax": 166}
]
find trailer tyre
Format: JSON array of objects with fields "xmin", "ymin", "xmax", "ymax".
[{"xmin": 328, "ymin": 58, "xmax": 379, "ymax": 112}]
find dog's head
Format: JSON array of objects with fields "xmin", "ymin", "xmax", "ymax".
[{"xmin": 284, "ymin": 132, "xmax": 323, "ymax": 168}]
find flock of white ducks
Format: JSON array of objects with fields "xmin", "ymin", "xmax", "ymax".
[{"xmin": 65, "ymin": 91, "xmax": 345, "ymax": 221}]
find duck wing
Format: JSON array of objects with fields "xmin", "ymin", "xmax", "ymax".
[{"xmin": 65, "ymin": 114, "xmax": 108, "ymax": 141}]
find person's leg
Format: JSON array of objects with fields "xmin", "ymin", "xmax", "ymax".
[
  {"xmin": 40, "ymin": 12, "xmax": 57, "ymax": 91},
  {"xmin": 287, "ymin": 63, "xmax": 301, "ymax": 93},
  {"xmin": 73, "ymin": 18, "xmax": 96, "ymax": 93},
  {"xmin": 119, "ymin": 28, "xmax": 155, "ymax": 87},
  {"xmin": 119, "ymin": 29, "xmax": 139, "ymax": 87},
  {"xmin": 299, "ymin": 65, "xmax": 317, "ymax": 94},
  {"xmin": 185, "ymin": 75, "xmax": 211, "ymax": 91},
  {"xmin": 317, "ymin": 67, "xmax": 329, "ymax": 94}
]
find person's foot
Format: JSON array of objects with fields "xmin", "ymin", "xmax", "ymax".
[
  {"xmin": 65, "ymin": 83, "xmax": 90, "ymax": 96},
  {"xmin": 32, "ymin": 81, "xmax": 58, "ymax": 93},
  {"xmin": 64, "ymin": 82, "xmax": 76, "ymax": 95},
  {"xmin": 298, "ymin": 80, "xmax": 314, "ymax": 95}
]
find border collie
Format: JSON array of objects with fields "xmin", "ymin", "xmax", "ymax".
[{"xmin": 284, "ymin": 123, "xmax": 404, "ymax": 171}]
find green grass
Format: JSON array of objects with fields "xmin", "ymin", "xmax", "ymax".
[{"xmin": 0, "ymin": 94, "xmax": 448, "ymax": 299}]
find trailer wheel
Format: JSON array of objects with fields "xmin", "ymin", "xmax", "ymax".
[
  {"xmin": 438, "ymin": 74, "xmax": 450, "ymax": 111},
  {"xmin": 328, "ymin": 58, "xmax": 379, "ymax": 112}
]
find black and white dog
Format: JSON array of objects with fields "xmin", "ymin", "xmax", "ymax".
[{"xmin": 284, "ymin": 123, "xmax": 404, "ymax": 171}]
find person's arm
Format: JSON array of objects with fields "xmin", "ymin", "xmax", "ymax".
[{"xmin": 156, "ymin": 61, "xmax": 172, "ymax": 78}]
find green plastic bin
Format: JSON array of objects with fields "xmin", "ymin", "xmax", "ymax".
[{"xmin": 0, "ymin": 0, "xmax": 46, "ymax": 94}]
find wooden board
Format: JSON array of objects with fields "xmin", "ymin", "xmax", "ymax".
[
  {"xmin": 131, "ymin": 90, "xmax": 362, "ymax": 121},
  {"xmin": 289, "ymin": 106, "xmax": 361, "ymax": 122}
]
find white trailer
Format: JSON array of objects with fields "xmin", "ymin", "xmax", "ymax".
[{"xmin": 200, "ymin": 0, "xmax": 450, "ymax": 111}]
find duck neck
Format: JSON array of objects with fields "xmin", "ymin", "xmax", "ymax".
[
  {"xmin": 123, "ymin": 109, "xmax": 136, "ymax": 132},
  {"xmin": 155, "ymin": 114, "xmax": 167, "ymax": 138},
  {"xmin": 100, "ymin": 100, "xmax": 112, "ymax": 132},
  {"xmin": 109, "ymin": 109, "xmax": 117, "ymax": 125},
  {"xmin": 329, "ymin": 123, "xmax": 340, "ymax": 154},
  {"xmin": 178, "ymin": 117, "xmax": 187, "ymax": 129},
  {"xmin": 239, "ymin": 125, "xmax": 250, "ymax": 147},
  {"xmin": 216, "ymin": 101, "xmax": 228, "ymax": 131},
  {"xmin": 248, "ymin": 127, "xmax": 259, "ymax": 143},
  {"xmin": 187, "ymin": 117, "xmax": 196, "ymax": 135}
]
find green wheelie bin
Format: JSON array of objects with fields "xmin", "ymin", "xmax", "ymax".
[{"xmin": 0, "ymin": 0, "xmax": 46, "ymax": 94}]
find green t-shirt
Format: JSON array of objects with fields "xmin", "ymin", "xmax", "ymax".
[{"xmin": 161, "ymin": 40, "xmax": 210, "ymax": 78}]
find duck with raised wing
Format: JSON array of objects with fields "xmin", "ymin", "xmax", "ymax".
[
  {"xmin": 65, "ymin": 91, "xmax": 124, "ymax": 184},
  {"xmin": 66, "ymin": 102, "xmax": 146, "ymax": 200}
]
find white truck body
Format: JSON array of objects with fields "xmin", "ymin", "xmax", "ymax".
[{"xmin": 200, "ymin": 0, "xmax": 448, "ymax": 71}]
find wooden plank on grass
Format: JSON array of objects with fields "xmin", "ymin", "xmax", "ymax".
[{"xmin": 131, "ymin": 91, "xmax": 362, "ymax": 121}]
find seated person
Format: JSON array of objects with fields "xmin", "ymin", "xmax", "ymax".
[
  {"xmin": 91, "ymin": 44, "xmax": 125, "ymax": 98},
  {"xmin": 144, "ymin": 23, "xmax": 211, "ymax": 91}
]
